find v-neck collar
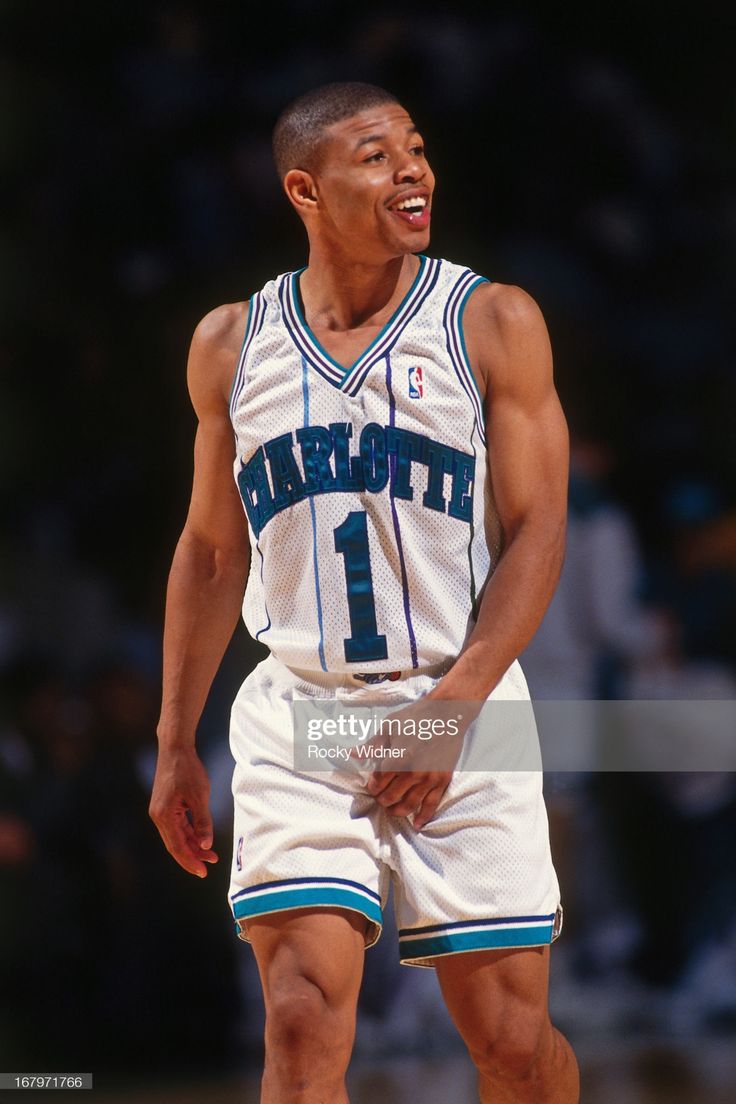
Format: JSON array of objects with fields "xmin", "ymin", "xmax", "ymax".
[{"xmin": 280, "ymin": 255, "xmax": 440, "ymax": 394}]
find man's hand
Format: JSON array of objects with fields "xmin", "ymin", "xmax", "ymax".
[
  {"xmin": 368, "ymin": 767, "xmax": 453, "ymax": 830},
  {"xmin": 149, "ymin": 747, "xmax": 219, "ymax": 877},
  {"xmin": 365, "ymin": 695, "xmax": 472, "ymax": 829}
]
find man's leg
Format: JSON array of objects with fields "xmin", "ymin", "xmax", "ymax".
[
  {"xmin": 247, "ymin": 907, "xmax": 367, "ymax": 1104},
  {"xmin": 436, "ymin": 946, "xmax": 579, "ymax": 1104}
]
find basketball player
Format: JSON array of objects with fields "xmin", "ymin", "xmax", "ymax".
[{"xmin": 150, "ymin": 83, "xmax": 579, "ymax": 1102}]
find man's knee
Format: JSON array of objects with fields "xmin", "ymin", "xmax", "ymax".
[
  {"xmin": 464, "ymin": 1001, "xmax": 550, "ymax": 1083},
  {"xmin": 265, "ymin": 976, "xmax": 355, "ymax": 1060}
]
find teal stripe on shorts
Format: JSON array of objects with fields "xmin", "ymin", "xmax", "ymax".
[
  {"xmin": 400, "ymin": 923, "xmax": 554, "ymax": 960},
  {"xmin": 233, "ymin": 886, "xmax": 383, "ymax": 926}
]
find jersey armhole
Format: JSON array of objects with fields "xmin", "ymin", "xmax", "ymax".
[
  {"xmin": 458, "ymin": 276, "xmax": 490, "ymax": 408},
  {"xmin": 444, "ymin": 273, "xmax": 489, "ymax": 446},
  {"xmin": 228, "ymin": 295, "xmax": 257, "ymax": 417}
]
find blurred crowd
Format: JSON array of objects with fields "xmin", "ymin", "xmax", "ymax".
[{"xmin": 2, "ymin": 0, "xmax": 735, "ymax": 1076}]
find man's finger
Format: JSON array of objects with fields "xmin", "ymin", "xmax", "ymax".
[
  {"xmin": 372, "ymin": 774, "xmax": 419, "ymax": 808},
  {"xmin": 367, "ymin": 770, "xmax": 398, "ymax": 797},
  {"xmin": 164, "ymin": 832, "xmax": 208, "ymax": 877},
  {"xmin": 384, "ymin": 782, "xmax": 427, "ymax": 818},
  {"xmin": 188, "ymin": 807, "xmax": 214, "ymax": 851},
  {"xmin": 412, "ymin": 784, "xmax": 448, "ymax": 829},
  {"xmin": 158, "ymin": 817, "xmax": 210, "ymax": 878},
  {"xmin": 164, "ymin": 840, "xmax": 208, "ymax": 878},
  {"xmin": 183, "ymin": 819, "xmax": 219, "ymax": 863}
]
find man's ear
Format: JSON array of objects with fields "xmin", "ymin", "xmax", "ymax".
[{"xmin": 284, "ymin": 169, "xmax": 318, "ymax": 213}]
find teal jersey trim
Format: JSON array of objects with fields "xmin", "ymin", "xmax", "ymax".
[
  {"xmin": 442, "ymin": 269, "xmax": 487, "ymax": 445},
  {"xmin": 228, "ymin": 296, "xmax": 255, "ymax": 410},
  {"xmin": 291, "ymin": 254, "xmax": 428, "ymax": 380},
  {"xmin": 457, "ymin": 276, "xmax": 488, "ymax": 411},
  {"xmin": 466, "ymin": 423, "xmax": 479, "ymax": 621}
]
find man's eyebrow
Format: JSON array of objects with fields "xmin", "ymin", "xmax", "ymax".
[
  {"xmin": 355, "ymin": 133, "xmax": 385, "ymax": 149},
  {"xmin": 354, "ymin": 125, "xmax": 420, "ymax": 150}
]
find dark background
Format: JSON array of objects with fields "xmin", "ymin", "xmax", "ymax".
[{"xmin": 1, "ymin": 0, "xmax": 735, "ymax": 1088}]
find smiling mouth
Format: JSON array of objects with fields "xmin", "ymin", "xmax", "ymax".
[
  {"xmin": 391, "ymin": 195, "xmax": 428, "ymax": 214},
  {"xmin": 387, "ymin": 194, "xmax": 431, "ymax": 227}
]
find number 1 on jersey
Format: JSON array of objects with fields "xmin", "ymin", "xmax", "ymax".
[{"xmin": 333, "ymin": 510, "xmax": 388, "ymax": 663}]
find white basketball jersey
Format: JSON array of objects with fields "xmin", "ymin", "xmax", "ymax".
[{"xmin": 229, "ymin": 255, "xmax": 501, "ymax": 674}]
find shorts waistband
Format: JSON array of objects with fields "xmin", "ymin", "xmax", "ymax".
[{"xmin": 283, "ymin": 659, "xmax": 454, "ymax": 695}]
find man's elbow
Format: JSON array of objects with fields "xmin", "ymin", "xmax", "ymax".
[
  {"xmin": 505, "ymin": 510, "xmax": 566, "ymax": 580},
  {"xmin": 177, "ymin": 525, "xmax": 250, "ymax": 581}
]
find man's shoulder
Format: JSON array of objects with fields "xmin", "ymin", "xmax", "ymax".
[
  {"xmin": 459, "ymin": 279, "xmax": 551, "ymax": 400},
  {"xmin": 432, "ymin": 257, "xmax": 543, "ymax": 329},
  {"xmin": 463, "ymin": 280, "xmax": 544, "ymax": 336},
  {"xmin": 194, "ymin": 301, "xmax": 250, "ymax": 356},
  {"xmin": 187, "ymin": 302, "xmax": 250, "ymax": 411}
]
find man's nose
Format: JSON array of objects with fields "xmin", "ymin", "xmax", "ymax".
[{"xmin": 395, "ymin": 152, "xmax": 425, "ymax": 183}]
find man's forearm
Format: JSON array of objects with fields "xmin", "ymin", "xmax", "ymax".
[
  {"xmin": 157, "ymin": 528, "xmax": 249, "ymax": 748},
  {"xmin": 431, "ymin": 519, "xmax": 565, "ymax": 702}
]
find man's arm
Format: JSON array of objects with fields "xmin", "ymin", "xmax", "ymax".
[
  {"xmin": 369, "ymin": 283, "xmax": 568, "ymax": 827},
  {"xmin": 430, "ymin": 281, "xmax": 569, "ymax": 701},
  {"xmin": 149, "ymin": 303, "xmax": 251, "ymax": 877}
]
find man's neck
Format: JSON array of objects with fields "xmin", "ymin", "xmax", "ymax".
[{"xmin": 298, "ymin": 249, "xmax": 418, "ymax": 332}]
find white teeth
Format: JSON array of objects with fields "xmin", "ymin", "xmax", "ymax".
[{"xmin": 395, "ymin": 195, "xmax": 427, "ymax": 211}]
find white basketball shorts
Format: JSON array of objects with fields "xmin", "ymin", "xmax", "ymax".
[{"xmin": 227, "ymin": 654, "xmax": 562, "ymax": 967}]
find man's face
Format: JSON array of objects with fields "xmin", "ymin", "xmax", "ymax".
[{"xmin": 309, "ymin": 104, "xmax": 435, "ymax": 260}]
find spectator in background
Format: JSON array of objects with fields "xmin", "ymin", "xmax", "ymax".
[
  {"xmin": 78, "ymin": 661, "xmax": 241, "ymax": 1071},
  {"xmin": 523, "ymin": 444, "xmax": 736, "ymax": 1032},
  {"xmin": 521, "ymin": 432, "xmax": 674, "ymax": 997},
  {"xmin": 648, "ymin": 480, "xmax": 736, "ymax": 674},
  {"xmin": 522, "ymin": 432, "xmax": 673, "ymax": 703},
  {"xmin": 0, "ymin": 659, "xmax": 97, "ymax": 1068},
  {"xmin": 602, "ymin": 482, "xmax": 736, "ymax": 1027},
  {"xmin": 0, "ymin": 658, "xmax": 241, "ymax": 1071},
  {"xmin": 0, "ymin": 666, "xmax": 37, "ymax": 1069}
]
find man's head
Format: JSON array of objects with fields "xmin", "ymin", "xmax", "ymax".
[
  {"xmin": 273, "ymin": 82, "xmax": 400, "ymax": 181},
  {"xmin": 273, "ymin": 82, "xmax": 434, "ymax": 261}
]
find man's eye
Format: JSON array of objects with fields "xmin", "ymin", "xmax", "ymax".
[
  {"xmin": 410, "ymin": 145, "xmax": 425, "ymax": 157},
  {"xmin": 365, "ymin": 151, "xmax": 385, "ymax": 162}
]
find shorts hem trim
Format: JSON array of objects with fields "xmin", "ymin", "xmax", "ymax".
[
  {"xmin": 230, "ymin": 880, "xmax": 383, "ymax": 942},
  {"xmin": 398, "ymin": 919, "xmax": 556, "ymax": 966},
  {"xmin": 398, "ymin": 912, "xmax": 556, "ymax": 938},
  {"xmin": 231, "ymin": 875, "xmax": 381, "ymax": 905}
]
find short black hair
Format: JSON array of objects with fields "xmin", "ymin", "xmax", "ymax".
[{"xmin": 272, "ymin": 81, "xmax": 401, "ymax": 181}]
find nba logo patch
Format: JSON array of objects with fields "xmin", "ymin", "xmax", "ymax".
[
  {"xmin": 236, "ymin": 835, "xmax": 244, "ymax": 871},
  {"xmin": 408, "ymin": 365, "xmax": 424, "ymax": 399}
]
